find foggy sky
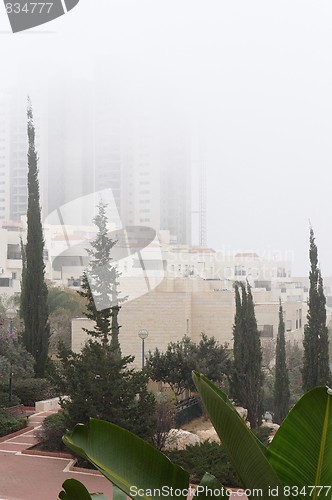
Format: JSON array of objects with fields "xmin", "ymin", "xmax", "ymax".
[{"xmin": 1, "ymin": 1, "xmax": 332, "ymax": 276}]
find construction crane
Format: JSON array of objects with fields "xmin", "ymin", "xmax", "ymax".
[{"xmin": 198, "ymin": 139, "xmax": 207, "ymax": 248}]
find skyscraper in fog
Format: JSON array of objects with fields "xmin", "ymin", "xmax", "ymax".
[
  {"xmin": 1, "ymin": 76, "xmax": 192, "ymax": 245},
  {"xmin": 93, "ymin": 83, "xmax": 192, "ymax": 244}
]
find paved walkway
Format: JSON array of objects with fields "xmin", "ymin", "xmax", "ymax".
[
  {"xmin": 0, "ymin": 411, "xmax": 247, "ymax": 499},
  {"xmin": 0, "ymin": 411, "xmax": 114, "ymax": 499}
]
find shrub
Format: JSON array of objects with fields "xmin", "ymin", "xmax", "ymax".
[
  {"xmin": 35, "ymin": 410, "xmax": 69, "ymax": 452},
  {"xmin": 253, "ymin": 425, "xmax": 272, "ymax": 446},
  {"xmin": 166, "ymin": 425, "xmax": 271, "ymax": 486},
  {"xmin": 167, "ymin": 440, "xmax": 240, "ymax": 486},
  {"xmin": 0, "ymin": 389, "xmax": 20, "ymax": 408},
  {"xmin": 13, "ymin": 378, "xmax": 56, "ymax": 407},
  {"xmin": 0, "ymin": 410, "xmax": 26, "ymax": 437}
]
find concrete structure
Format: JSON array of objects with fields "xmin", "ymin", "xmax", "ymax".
[
  {"xmin": 0, "ymin": 221, "xmax": 26, "ymax": 295},
  {"xmin": 71, "ymin": 278, "xmax": 307, "ymax": 369}
]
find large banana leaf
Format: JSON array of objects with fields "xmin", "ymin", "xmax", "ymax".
[
  {"xmin": 193, "ymin": 371, "xmax": 287, "ymax": 500},
  {"xmin": 63, "ymin": 418, "xmax": 189, "ymax": 500},
  {"xmin": 59, "ymin": 478, "xmax": 108, "ymax": 499},
  {"xmin": 267, "ymin": 386, "xmax": 332, "ymax": 497}
]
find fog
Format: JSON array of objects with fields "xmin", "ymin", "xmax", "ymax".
[{"xmin": 1, "ymin": 1, "xmax": 332, "ymax": 275}]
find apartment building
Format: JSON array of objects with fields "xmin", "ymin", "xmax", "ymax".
[{"xmin": 72, "ymin": 278, "xmax": 308, "ymax": 369}]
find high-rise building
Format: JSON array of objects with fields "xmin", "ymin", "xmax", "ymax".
[
  {"xmin": 0, "ymin": 91, "xmax": 11, "ymax": 221},
  {"xmin": 2, "ymin": 77, "xmax": 192, "ymax": 244},
  {"xmin": 93, "ymin": 87, "xmax": 192, "ymax": 244}
]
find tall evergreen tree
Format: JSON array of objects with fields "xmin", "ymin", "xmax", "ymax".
[
  {"xmin": 21, "ymin": 100, "xmax": 50, "ymax": 377},
  {"xmin": 273, "ymin": 300, "xmax": 290, "ymax": 424},
  {"xmin": 303, "ymin": 228, "xmax": 330, "ymax": 391},
  {"xmin": 231, "ymin": 281, "xmax": 263, "ymax": 429},
  {"xmin": 78, "ymin": 201, "xmax": 124, "ymax": 352}
]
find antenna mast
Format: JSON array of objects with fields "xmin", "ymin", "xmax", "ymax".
[{"xmin": 198, "ymin": 138, "xmax": 207, "ymax": 247}]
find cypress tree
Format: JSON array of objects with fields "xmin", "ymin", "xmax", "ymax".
[
  {"xmin": 21, "ymin": 100, "xmax": 50, "ymax": 377},
  {"xmin": 231, "ymin": 281, "xmax": 263, "ymax": 429},
  {"xmin": 78, "ymin": 201, "xmax": 124, "ymax": 352},
  {"xmin": 303, "ymin": 228, "xmax": 330, "ymax": 391},
  {"xmin": 273, "ymin": 300, "xmax": 290, "ymax": 424}
]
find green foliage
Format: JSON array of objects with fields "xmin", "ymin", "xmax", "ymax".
[
  {"xmin": 78, "ymin": 202, "xmax": 125, "ymax": 351},
  {"xmin": 59, "ymin": 376, "xmax": 332, "ymax": 500},
  {"xmin": 0, "ymin": 409, "xmax": 26, "ymax": 437},
  {"xmin": 286, "ymin": 341, "xmax": 303, "ymax": 406},
  {"xmin": 273, "ymin": 302, "xmax": 290, "ymax": 424},
  {"xmin": 48, "ymin": 287, "xmax": 85, "ymax": 316},
  {"xmin": 267, "ymin": 387, "xmax": 332, "ymax": 491},
  {"xmin": 63, "ymin": 418, "xmax": 189, "ymax": 500},
  {"xmin": 0, "ymin": 388, "xmax": 20, "ymax": 407},
  {"xmin": 13, "ymin": 378, "xmax": 55, "ymax": 406},
  {"xmin": 52, "ymin": 341, "xmax": 156, "ymax": 443},
  {"xmin": 303, "ymin": 228, "xmax": 330, "ymax": 391},
  {"xmin": 231, "ymin": 281, "xmax": 263, "ymax": 429},
  {"xmin": 167, "ymin": 441, "xmax": 240, "ymax": 486},
  {"xmin": 0, "ymin": 338, "xmax": 35, "ymax": 379},
  {"xmin": 36, "ymin": 410, "xmax": 69, "ymax": 452},
  {"xmin": 48, "ymin": 286, "xmax": 85, "ymax": 354},
  {"xmin": 147, "ymin": 334, "xmax": 231, "ymax": 397},
  {"xmin": 21, "ymin": 100, "xmax": 50, "ymax": 377}
]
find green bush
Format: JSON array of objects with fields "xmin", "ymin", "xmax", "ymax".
[
  {"xmin": 0, "ymin": 410, "xmax": 26, "ymax": 437},
  {"xmin": 167, "ymin": 440, "xmax": 240, "ymax": 486},
  {"xmin": 35, "ymin": 410, "xmax": 69, "ymax": 452},
  {"xmin": 166, "ymin": 426, "xmax": 271, "ymax": 486},
  {"xmin": 13, "ymin": 378, "xmax": 56, "ymax": 406},
  {"xmin": 253, "ymin": 425, "xmax": 272, "ymax": 446},
  {"xmin": 36, "ymin": 411, "xmax": 96, "ymax": 469},
  {"xmin": 0, "ymin": 389, "xmax": 20, "ymax": 408}
]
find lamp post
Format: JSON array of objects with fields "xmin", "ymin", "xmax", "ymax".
[
  {"xmin": 6, "ymin": 308, "xmax": 17, "ymax": 404},
  {"xmin": 138, "ymin": 329, "xmax": 148, "ymax": 369}
]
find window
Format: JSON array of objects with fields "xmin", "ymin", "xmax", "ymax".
[
  {"xmin": 234, "ymin": 265, "xmax": 246, "ymax": 276},
  {"xmin": 0, "ymin": 278, "xmax": 10, "ymax": 287},
  {"xmin": 258, "ymin": 325, "xmax": 273, "ymax": 338},
  {"xmin": 7, "ymin": 244, "xmax": 22, "ymax": 260},
  {"xmin": 277, "ymin": 267, "xmax": 287, "ymax": 278},
  {"xmin": 296, "ymin": 309, "xmax": 302, "ymax": 329}
]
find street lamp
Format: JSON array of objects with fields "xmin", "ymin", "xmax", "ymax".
[
  {"xmin": 6, "ymin": 308, "xmax": 16, "ymax": 404},
  {"xmin": 138, "ymin": 329, "xmax": 148, "ymax": 369}
]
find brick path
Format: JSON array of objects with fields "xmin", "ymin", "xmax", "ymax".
[
  {"xmin": 0, "ymin": 411, "xmax": 247, "ymax": 499},
  {"xmin": 0, "ymin": 411, "xmax": 114, "ymax": 499}
]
